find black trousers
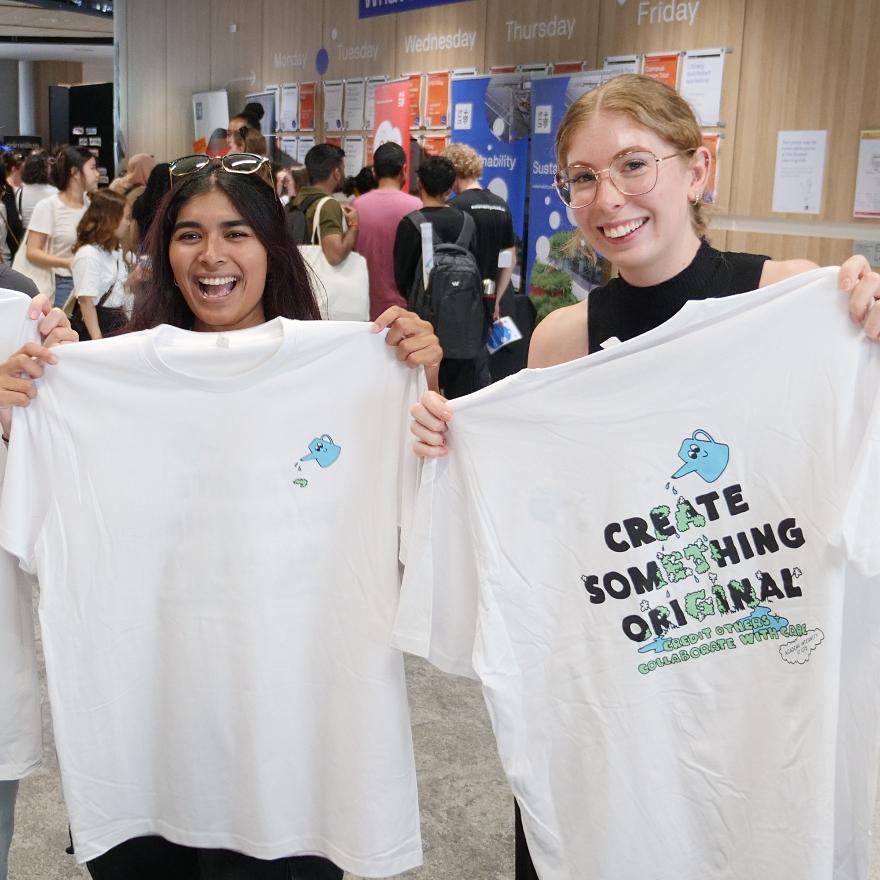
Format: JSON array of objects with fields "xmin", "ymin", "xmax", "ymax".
[
  {"xmin": 85, "ymin": 836, "xmax": 344, "ymax": 880},
  {"xmin": 515, "ymin": 800, "xmax": 540, "ymax": 880}
]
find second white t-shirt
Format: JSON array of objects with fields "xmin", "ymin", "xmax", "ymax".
[
  {"xmin": 394, "ymin": 268, "xmax": 880, "ymax": 880},
  {"xmin": 0, "ymin": 289, "xmax": 41, "ymax": 781},
  {"xmin": 27, "ymin": 193, "xmax": 87, "ymax": 277}
]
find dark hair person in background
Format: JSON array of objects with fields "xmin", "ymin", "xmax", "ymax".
[
  {"xmin": 226, "ymin": 102, "xmax": 265, "ymax": 153},
  {"xmin": 26, "ymin": 146, "xmax": 99, "ymax": 307},
  {"xmin": 130, "ymin": 163, "xmax": 171, "ymax": 254},
  {"xmin": 342, "ymin": 166, "xmax": 378, "ymax": 199},
  {"xmin": 1, "ymin": 153, "xmax": 25, "ymax": 261}
]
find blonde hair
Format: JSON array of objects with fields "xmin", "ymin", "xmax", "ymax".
[
  {"xmin": 555, "ymin": 74, "xmax": 707, "ymax": 239},
  {"xmin": 443, "ymin": 143, "xmax": 484, "ymax": 180}
]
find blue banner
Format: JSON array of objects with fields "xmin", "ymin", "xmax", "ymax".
[
  {"xmin": 449, "ymin": 74, "xmax": 531, "ymax": 242},
  {"xmin": 359, "ymin": 0, "xmax": 469, "ymax": 17},
  {"xmin": 527, "ymin": 72, "xmax": 614, "ymax": 299}
]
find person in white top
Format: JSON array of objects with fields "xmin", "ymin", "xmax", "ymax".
[
  {"xmin": 1, "ymin": 153, "xmax": 440, "ymax": 880},
  {"xmin": 26, "ymin": 146, "xmax": 99, "ymax": 308},
  {"xmin": 410, "ymin": 74, "xmax": 880, "ymax": 880},
  {"xmin": 70, "ymin": 189, "xmax": 132, "ymax": 339},
  {"xmin": 0, "ymin": 291, "xmax": 76, "ymax": 880},
  {"xmin": 17, "ymin": 152, "xmax": 58, "ymax": 230}
]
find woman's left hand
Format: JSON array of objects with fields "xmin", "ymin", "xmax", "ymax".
[
  {"xmin": 839, "ymin": 256, "xmax": 880, "ymax": 341},
  {"xmin": 372, "ymin": 306, "xmax": 442, "ymax": 371},
  {"xmin": 28, "ymin": 294, "xmax": 78, "ymax": 347}
]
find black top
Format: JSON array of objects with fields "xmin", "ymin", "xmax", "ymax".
[
  {"xmin": 587, "ymin": 241, "xmax": 769, "ymax": 353},
  {"xmin": 451, "ymin": 188, "xmax": 515, "ymax": 282},
  {"xmin": 393, "ymin": 206, "xmax": 478, "ymax": 298}
]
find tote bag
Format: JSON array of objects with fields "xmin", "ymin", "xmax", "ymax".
[
  {"xmin": 299, "ymin": 197, "xmax": 370, "ymax": 322},
  {"xmin": 12, "ymin": 229, "xmax": 54, "ymax": 298}
]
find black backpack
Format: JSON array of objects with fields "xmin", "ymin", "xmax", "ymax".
[{"xmin": 406, "ymin": 210, "xmax": 485, "ymax": 359}]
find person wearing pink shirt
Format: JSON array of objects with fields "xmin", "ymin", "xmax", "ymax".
[{"xmin": 353, "ymin": 143, "xmax": 421, "ymax": 321}]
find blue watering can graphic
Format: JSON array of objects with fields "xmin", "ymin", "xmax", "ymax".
[
  {"xmin": 671, "ymin": 430, "xmax": 729, "ymax": 483},
  {"xmin": 301, "ymin": 434, "xmax": 341, "ymax": 468}
]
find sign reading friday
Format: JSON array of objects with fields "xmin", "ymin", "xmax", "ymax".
[{"xmin": 359, "ymin": 0, "xmax": 469, "ymax": 17}]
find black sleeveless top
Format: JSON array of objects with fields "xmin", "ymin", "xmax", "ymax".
[{"xmin": 587, "ymin": 241, "xmax": 769, "ymax": 353}]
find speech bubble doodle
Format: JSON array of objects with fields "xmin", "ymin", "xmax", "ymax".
[
  {"xmin": 779, "ymin": 628, "xmax": 825, "ymax": 665},
  {"xmin": 671, "ymin": 430, "xmax": 730, "ymax": 482}
]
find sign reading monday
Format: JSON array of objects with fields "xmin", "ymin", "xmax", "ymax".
[{"xmin": 359, "ymin": 0, "xmax": 469, "ymax": 17}]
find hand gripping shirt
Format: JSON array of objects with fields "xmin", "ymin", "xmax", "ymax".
[
  {"xmin": 0, "ymin": 318, "xmax": 423, "ymax": 874},
  {"xmin": 394, "ymin": 268, "xmax": 880, "ymax": 880},
  {"xmin": 0, "ymin": 289, "xmax": 41, "ymax": 780}
]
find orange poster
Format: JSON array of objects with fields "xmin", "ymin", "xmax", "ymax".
[
  {"xmin": 421, "ymin": 136, "xmax": 447, "ymax": 156},
  {"xmin": 552, "ymin": 61, "xmax": 584, "ymax": 74},
  {"xmin": 643, "ymin": 53, "xmax": 680, "ymax": 89},
  {"xmin": 299, "ymin": 82, "xmax": 316, "ymax": 132},
  {"xmin": 372, "ymin": 79, "xmax": 412, "ymax": 170},
  {"xmin": 425, "ymin": 71, "xmax": 450, "ymax": 129},
  {"xmin": 407, "ymin": 73, "xmax": 423, "ymax": 128},
  {"xmin": 489, "ymin": 65, "xmax": 517, "ymax": 74},
  {"xmin": 701, "ymin": 132, "xmax": 721, "ymax": 204},
  {"xmin": 325, "ymin": 135, "xmax": 343, "ymax": 148}
]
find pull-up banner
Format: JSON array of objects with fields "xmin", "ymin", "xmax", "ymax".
[{"xmin": 359, "ymin": 0, "xmax": 468, "ymax": 17}]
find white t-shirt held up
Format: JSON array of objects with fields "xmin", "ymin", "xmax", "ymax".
[
  {"xmin": 394, "ymin": 269, "xmax": 880, "ymax": 880},
  {"xmin": 0, "ymin": 319, "xmax": 423, "ymax": 874}
]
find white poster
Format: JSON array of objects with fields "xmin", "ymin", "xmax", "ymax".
[
  {"xmin": 343, "ymin": 135, "xmax": 365, "ymax": 177},
  {"xmin": 854, "ymin": 130, "xmax": 880, "ymax": 218},
  {"xmin": 279, "ymin": 84, "xmax": 299, "ymax": 132},
  {"xmin": 344, "ymin": 78, "xmax": 366, "ymax": 131},
  {"xmin": 854, "ymin": 240, "xmax": 880, "ymax": 267},
  {"xmin": 280, "ymin": 136, "xmax": 298, "ymax": 163},
  {"xmin": 680, "ymin": 49, "xmax": 725, "ymax": 126},
  {"xmin": 191, "ymin": 89, "xmax": 229, "ymax": 152},
  {"xmin": 364, "ymin": 76, "xmax": 386, "ymax": 131},
  {"xmin": 772, "ymin": 130, "xmax": 827, "ymax": 214},
  {"xmin": 296, "ymin": 135, "xmax": 315, "ymax": 164},
  {"xmin": 323, "ymin": 80, "xmax": 344, "ymax": 132}
]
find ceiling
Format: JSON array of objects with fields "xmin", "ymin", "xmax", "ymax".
[{"xmin": 0, "ymin": 0, "xmax": 112, "ymax": 62}]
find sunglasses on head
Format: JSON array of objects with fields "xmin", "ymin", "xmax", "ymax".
[{"xmin": 168, "ymin": 153, "xmax": 274, "ymax": 189}]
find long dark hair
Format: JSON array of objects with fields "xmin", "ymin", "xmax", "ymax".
[
  {"xmin": 131, "ymin": 162, "xmax": 171, "ymax": 247},
  {"xmin": 127, "ymin": 167, "xmax": 320, "ymax": 331}
]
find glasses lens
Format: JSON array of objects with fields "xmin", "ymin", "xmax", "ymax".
[
  {"xmin": 170, "ymin": 154, "xmax": 211, "ymax": 177},
  {"xmin": 557, "ymin": 166, "xmax": 598, "ymax": 208},
  {"xmin": 610, "ymin": 151, "xmax": 658, "ymax": 196},
  {"xmin": 223, "ymin": 153, "xmax": 264, "ymax": 173}
]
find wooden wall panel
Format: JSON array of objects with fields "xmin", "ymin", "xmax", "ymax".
[
  {"xmin": 484, "ymin": 0, "xmax": 598, "ymax": 70},
  {"xmin": 732, "ymin": 0, "xmax": 880, "ymax": 223},
  {"xmin": 322, "ymin": 0, "xmax": 394, "ymax": 80},
  {"xmin": 261, "ymin": 0, "xmax": 323, "ymax": 90},
  {"xmin": 209, "ymin": 0, "xmax": 264, "ymax": 123},
  {"xmin": 393, "ymin": 0, "xmax": 486, "ymax": 75},
  {"xmin": 124, "ymin": 0, "xmax": 166, "ymax": 157},
  {"xmin": 166, "ymin": 3, "xmax": 212, "ymax": 159},
  {"xmin": 723, "ymin": 231, "xmax": 855, "ymax": 267},
  {"xmin": 597, "ymin": 0, "xmax": 746, "ymax": 215}
]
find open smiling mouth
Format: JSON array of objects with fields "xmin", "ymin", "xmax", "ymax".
[
  {"xmin": 197, "ymin": 276, "xmax": 240, "ymax": 299},
  {"xmin": 602, "ymin": 218, "xmax": 647, "ymax": 240}
]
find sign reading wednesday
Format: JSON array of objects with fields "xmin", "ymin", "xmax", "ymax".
[{"xmin": 359, "ymin": 0, "xmax": 469, "ymax": 17}]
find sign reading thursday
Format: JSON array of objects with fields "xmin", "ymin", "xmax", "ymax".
[{"xmin": 359, "ymin": 0, "xmax": 468, "ymax": 17}]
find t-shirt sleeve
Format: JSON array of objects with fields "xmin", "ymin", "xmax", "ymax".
[
  {"xmin": 26, "ymin": 196, "xmax": 54, "ymax": 236},
  {"xmin": 842, "ymin": 378, "xmax": 880, "ymax": 577},
  {"xmin": 318, "ymin": 198, "xmax": 344, "ymax": 240},
  {"xmin": 502, "ymin": 211, "xmax": 515, "ymax": 250},
  {"xmin": 393, "ymin": 454, "xmax": 481, "ymax": 680},
  {"xmin": 71, "ymin": 246, "xmax": 102, "ymax": 298},
  {"xmin": 0, "ymin": 373, "xmax": 50, "ymax": 577},
  {"xmin": 393, "ymin": 217, "xmax": 419, "ymax": 299}
]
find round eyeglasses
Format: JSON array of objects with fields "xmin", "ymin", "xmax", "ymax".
[
  {"xmin": 168, "ymin": 153, "xmax": 274, "ymax": 189},
  {"xmin": 554, "ymin": 149, "xmax": 695, "ymax": 209}
]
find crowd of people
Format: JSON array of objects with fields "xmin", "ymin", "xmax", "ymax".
[{"xmin": 0, "ymin": 76, "xmax": 878, "ymax": 880}]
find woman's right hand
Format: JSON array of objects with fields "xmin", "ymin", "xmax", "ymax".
[
  {"xmin": 410, "ymin": 390, "xmax": 452, "ymax": 458},
  {"xmin": 0, "ymin": 343, "xmax": 58, "ymax": 440}
]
